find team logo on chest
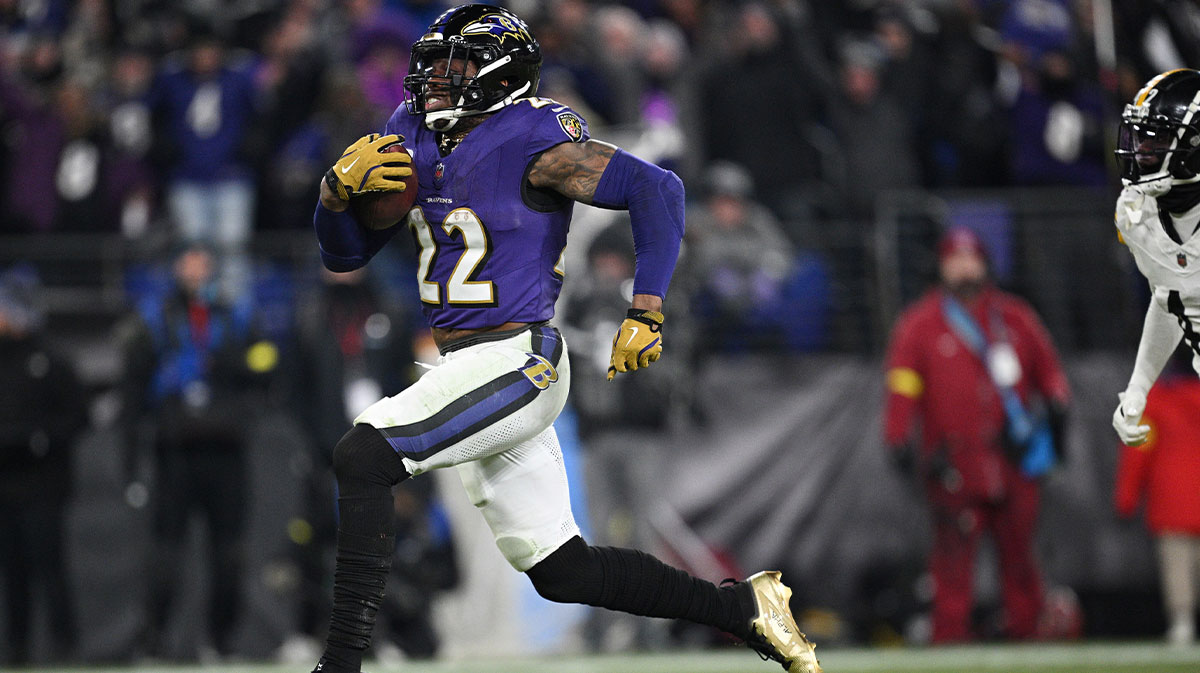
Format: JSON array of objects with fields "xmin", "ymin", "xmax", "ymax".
[
  {"xmin": 1180, "ymin": 252, "xmax": 1189, "ymax": 268},
  {"xmin": 433, "ymin": 161, "xmax": 446, "ymax": 189}
]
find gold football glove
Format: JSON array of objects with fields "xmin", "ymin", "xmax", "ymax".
[
  {"xmin": 324, "ymin": 133, "xmax": 412, "ymax": 201},
  {"xmin": 607, "ymin": 309, "xmax": 664, "ymax": 381}
]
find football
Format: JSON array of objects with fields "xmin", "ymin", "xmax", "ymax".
[{"xmin": 350, "ymin": 143, "xmax": 418, "ymax": 230}]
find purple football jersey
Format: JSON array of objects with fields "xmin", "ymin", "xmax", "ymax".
[{"xmin": 384, "ymin": 99, "xmax": 590, "ymax": 329}]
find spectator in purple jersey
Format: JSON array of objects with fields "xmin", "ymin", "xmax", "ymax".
[
  {"xmin": 995, "ymin": 0, "xmax": 1107, "ymax": 189},
  {"xmin": 48, "ymin": 78, "xmax": 116, "ymax": 232},
  {"xmin": 0, "ymin": 53, "xmax": 66, "ymax": 233},
  {"xmin": 1, "ymin": 62, "xmax": 137, "ymax": 235},
  {"xmin": 341, "ymin": 0, "xmax": 423, "ymax": 127},
  {"xmin": 309, "ymin": 5, "xmax": 822, "ymax": 673},
  {"xmin": 102, "ymin": 47, "xmax": 160, "ymax": 240},
  {"xmin": 344, "ymin": 0, "xmax": 423, "ymax": 65},
  {"xmin": 149, "ymin": 28, "xmax": 261, "ymax": 300},
  {"xmin": 355, "ymin": 33, "xmax": 410, "ymax": 127},
  {"xmin": 1008, "ymin": 48, "xmax": 1108, "ymax": 188}
]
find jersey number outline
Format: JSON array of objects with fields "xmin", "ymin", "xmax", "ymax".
[
  {"xmin": 408, "ymin": 207, "xmax": 497, "ymax": 307},
  {"xmin": 519, "ymin": 96, "xmax": 563, "ymax": 111}
]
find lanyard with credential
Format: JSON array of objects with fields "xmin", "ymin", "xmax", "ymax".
[{"xmin": 941, "ymin": 295, "xmax": 1036, "ymax": 446}]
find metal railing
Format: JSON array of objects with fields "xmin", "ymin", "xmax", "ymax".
[
  {"xmin": 871, "ymin": 186, "xmax": 1139, "ymax": 353},
  {"xmin": 0, "ymin": 185, "xmax": 1141, "ymax": 362}
]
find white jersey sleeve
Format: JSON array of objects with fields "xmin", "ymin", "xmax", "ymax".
[
  {"xmin": 1115, "ymin": 185, "xmax": 1200, "ymax": 388},
  {"xmin": 1125, "ymin": 297, "xmax": 1183, "ymax": 397},
  {"xmin": 1115, "ymin": 185, "xmax": 1200, "ymax": 296}
]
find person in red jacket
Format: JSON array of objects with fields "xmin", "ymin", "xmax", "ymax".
[
  {"xmin": 1114, "ymin": 354, "xmax": 1200, "ymax": 646},
  {"xmin": 883, "ymin": 226, "xmax": 1071, "ymax": 643}
]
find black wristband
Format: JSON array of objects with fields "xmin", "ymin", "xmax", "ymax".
[
  {"xmin": 325, "ymin": 168, "xmax": 347, "ymax": 200},
  {"xmin": 626, "ymin": 308, "xmax": 664, "ymax": 329}
]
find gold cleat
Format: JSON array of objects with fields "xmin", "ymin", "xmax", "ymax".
[{"xmin": 745, "ymin": 571, "xmax": 822, "ymax": 673}]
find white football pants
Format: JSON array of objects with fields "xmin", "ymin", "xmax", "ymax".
[{"xmin": 355, "ymin": 324, "xmax": 578, "ymax": 571}]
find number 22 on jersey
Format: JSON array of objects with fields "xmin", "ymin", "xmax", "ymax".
[{"xmin": 408, "ymin": 207, "xmax": 497, "ymax": 306}]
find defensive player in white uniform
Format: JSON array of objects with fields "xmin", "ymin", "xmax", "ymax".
[{"xmin": 1112, "ymin": 68, "xmax": 1200, "ymax": 446}]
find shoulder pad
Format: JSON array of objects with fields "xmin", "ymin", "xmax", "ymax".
[
  {"xmin": 1116, "ymin": 185, "xmax": 1158, "ymax": 230},
  {"xmin": 515, "ymin": 97, "xmax": 590, "ymax": 144}
]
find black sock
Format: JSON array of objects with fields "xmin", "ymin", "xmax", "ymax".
[
  {"xmin": 526, "ymin": 536, "xmax": 755, "ymax": 639},
  {"xmin": 315, "ymin": 424, "xmax": 409, "ymax": 673}
]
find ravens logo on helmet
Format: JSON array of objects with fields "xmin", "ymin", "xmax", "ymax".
[{"xmin": 403, "ymin": 4, "xmax": 541, "ymax": 131}]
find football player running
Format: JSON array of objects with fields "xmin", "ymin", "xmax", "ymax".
[
  {"xmin": 311, "ymin": 5, "xmax": 820, "ymax": 673},
  {"xmin": 1113, "ymin": 68, "xmax": 1200, "ymax": 447}
]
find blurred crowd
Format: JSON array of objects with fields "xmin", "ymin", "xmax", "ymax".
[
  {"xmin": 3, "ymin": 0, "xmax": 1200, "ymax": 666},
  {"xmin": 1, "ymin": 0, "xmax": 1199, "ymax": 350}
]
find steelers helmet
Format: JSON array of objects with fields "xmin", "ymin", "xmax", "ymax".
[
  {"xmin": 403, "ymin": 4, "xmax": 541, "ymax": 131},
  {"xmin": 1115, "ymin": 68, "xmax": 1200, "ymax": 184}
]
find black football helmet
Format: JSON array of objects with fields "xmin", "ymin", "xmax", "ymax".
[
  {"xmin": 1115, "ymin": 68, "xmax": 1200, "ymax": 184},
  {"xmin": 403, "ymin": 4, "xmax": 541, "ymax": 131}
]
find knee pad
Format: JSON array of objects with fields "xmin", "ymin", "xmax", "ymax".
[
  {"xmin": 526, "ymin": 536, "xmax": 602, "ymax": 604},
  {"xmin": 332, "ymin": 424, "xmax": 408, "ymax": 494}
]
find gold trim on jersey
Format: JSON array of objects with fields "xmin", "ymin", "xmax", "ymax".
[
  {"xmin": 553, "ymin": 245, "xmax": 566, "ymax": 278},
  {"xmin": 409, "ymin": 207, "xmax": 443, "ymax": 306},
  {"xmin": 443, "ymin": 207, "xmax": 497, "ymax": 306}
]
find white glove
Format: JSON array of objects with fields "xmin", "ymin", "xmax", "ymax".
[
  {"xmin": 1112, "ymin": 391, "xmax": 1151, "ymax": 446},
  {"xmin": 1118, "ymin": 178, "xmax": 1171, "ymax": 227}
]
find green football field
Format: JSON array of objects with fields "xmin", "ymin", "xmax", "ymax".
[{"xmin": 12, "ymin": 641, "xmax": 1200, "ymax": 673}]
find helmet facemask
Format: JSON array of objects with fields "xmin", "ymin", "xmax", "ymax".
[
  {"xmin": 1115, "ymin": 75, "xmax": 1200, "ymax": 185},
  {"xmin": 405, "ymin": 41, "xmax": 491, "ymax": 130},
  {"xmin": 1116, "ymin": 112, "xmax": 1200, "ymax": 184},
  {"xmin": 403, "ymin": 5, "xmax": 542, "ymax": 132}
]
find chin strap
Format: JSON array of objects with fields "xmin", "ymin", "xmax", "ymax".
[
  {"xmin": 1158, "ymin": 178, "xmax": 1200, "ymax": 214},
  {"xmin": 422, "ymin": 82, "xmax": 534, "ymax": 131},
  {"xmin": 425, "ymin": 108, "xmax": 463, "ymax": 131}
]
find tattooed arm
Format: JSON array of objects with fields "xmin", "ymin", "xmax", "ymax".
[
  {"xmin": 527, "ymin": 139, "xmax": 618, "ymax": 204},
  {"xmin": 529, "ymin": 140, "xmax": 684, "ymax": 309}
]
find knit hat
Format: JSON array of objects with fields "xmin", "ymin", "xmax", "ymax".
[
  {"xmin": 704, "ymin": 161, "xmax": 754, "ymax": 199},
  {"xmin": 937, "ymin": 225, "xmax": 987, "ymax": 263}
]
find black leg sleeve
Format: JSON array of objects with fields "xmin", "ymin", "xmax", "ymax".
[
  {"xmin": 526, "ymin": 536, "xmax": 754, "ymax": 640},
  {"xmin": 316, "ymin": 424, "xmax": 409, "ymax": 673}
]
